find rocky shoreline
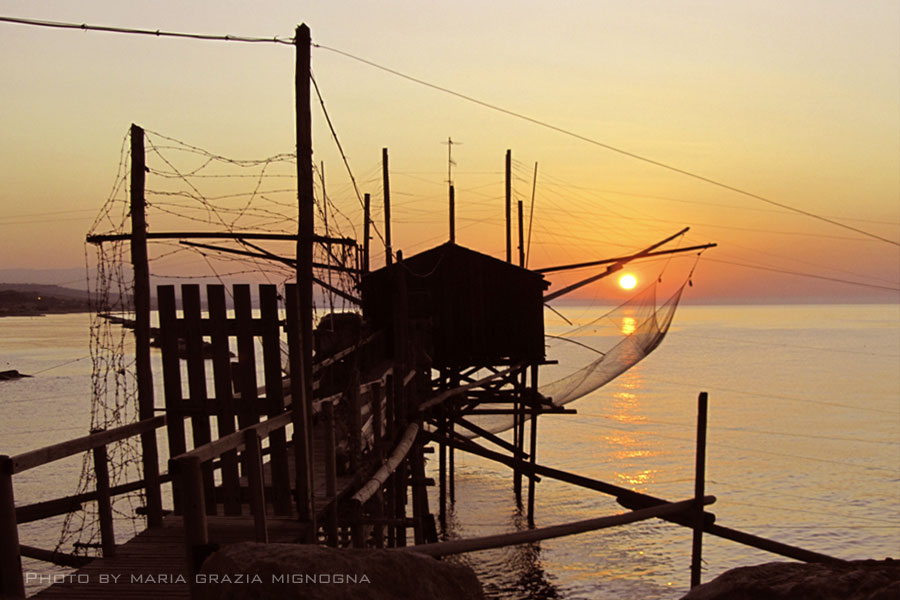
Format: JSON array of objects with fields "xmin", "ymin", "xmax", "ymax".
[{"xmin": 680, "ymin": 559, "xmax": 900, "ymax": 600}]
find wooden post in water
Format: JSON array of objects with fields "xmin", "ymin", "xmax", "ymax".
[
  {"xmin": 438, "ymin": 407, "xmax": 447, "ymax": 527},
  {"xmin": 129, "ymin": 124, "xmax": 163, "ymax": 528},
  {"xmin": 691, "ymin": 392, "xmax": 709, "ymax": 588},
  {"xmin": 383, "ymin": 148, "xmax": 393, "ymax": 266},
  {"xmin": 527, "ymin": 368, "xmax": 539, "ymax": 525},
  {"xmin": 0, "ymin": 455, "xmax": 24, "ymax": 599},
  {"xmin": 505, "ymin": 149, "xmax": 512, "ymax": 263}
]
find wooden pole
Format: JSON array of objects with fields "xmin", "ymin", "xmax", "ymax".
[
  {"xmin": 691, "ymin": 392, "xmax": 709, "ymax": 588},
  {"xmin": 91, "ymin": 438, "xmax": 116, "ymax": 557},
  {"xmin": 505, "ymin": 149, "xmax": 512, "ymax": 263},
  {"xmin": 244, "ymin": 429, "xmax": 269, "ymax": 543},
  {"xmin": 438, "ymin": 408, "xmax": 447, "ymax": 527},
  {"xmin": 525, "ymin": 161, "xmax": 538, "ymax": 268},
  {"xmin": 286, "ymin": 284, "xmax": 314, "ymax": 528},
  {"xmin": 0, "ymin": 456, "xmax": 24, "ymax": 599},
  {"xmin": 382, "ymin": 148, "xmax": 393, "ymax": 266},
  {"xmin": 323, "ymin": 400, "xmax": 339, "ymax": 547},
  {"xmin": 527, "ymin": 367, "xmax": 539, "ymax": 525},
  {"xmin": 129, "ymin": 123, "xmax": 163, "ymax": 528},
  {"xmin": 449, "ymin": 185, "xmax": 455, "ymax": 243},
  {"xmin": 179, "ymin": 457, "xmax": 209, "ymax": 576},
  {"xmin": 295, "ymin": 26, "xmax": 315, "ymax": 484},
  {"xmin": 363, "ymin": 192, "xmax": 371, "ymax": 273},
  {"xmin": 517, "ymin": 200, "xmax": 525, "ymax": 267}
]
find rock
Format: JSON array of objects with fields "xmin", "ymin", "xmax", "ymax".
[
  {"xmin": 198, "ymin": 542, "xmax": 485, "ymax": 600},
  {"xmin": 0, "ymin": 369, "xmax": 31, "ymax": 380},
  {"xmin": 680, "ymin": 559, "xmax": 900, "ymax": 600}
]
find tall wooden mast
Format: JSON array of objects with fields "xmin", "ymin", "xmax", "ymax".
[{"xmin": 293, "ymin": 23, "xmax": 315, "ymax": 524}]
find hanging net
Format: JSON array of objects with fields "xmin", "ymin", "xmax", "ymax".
[
  {"xmin": 540, "ymin": 279, "xmax": 684, "ymax": 406},
  {"xmin": 464, "ymin": 275, "xmax": 688, "ymax": 436}
]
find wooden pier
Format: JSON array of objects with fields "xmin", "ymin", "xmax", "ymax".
[{"xmin": 0, "ymin": 22, "xmax": 843, "ymax": 600}]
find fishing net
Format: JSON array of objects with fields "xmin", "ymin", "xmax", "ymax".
[
  {"xmin": 540, "ymin": 279, "xmax": 684, "ymax": 406},
  {"xmin": 464, "ymin": 276, "xmax": 688, "ymax": 436},
  {"xmin": 59, "ymin": 126, "xmax": 360, "ymax": 557}
]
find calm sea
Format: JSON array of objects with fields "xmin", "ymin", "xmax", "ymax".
[{"xmin": 2, "ymin": 304, "xmax": 898, "ymax": 599}]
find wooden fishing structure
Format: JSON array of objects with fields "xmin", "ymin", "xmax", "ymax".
[{"xmin": 0, "ymin": 22, "xmax": 846, "ymax": 600}]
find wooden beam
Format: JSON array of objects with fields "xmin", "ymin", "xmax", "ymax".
[
  {"xmin": 406, "ymin": 497, "xmax": 713, "ymax": 557},
  {"xmin": 536, "ymin": 242, "xmax": 717, "ymax": 274},
  {"xmin": 87, "ymin": 231, "xmax": 355, "ymax": 245},
  {"xmin": 352, "ymin": 423, "xmax": 419, "ymax": 505},
  {"xmin": 12, "ymin": 416, "xmax": 167, "ymax": 474}
]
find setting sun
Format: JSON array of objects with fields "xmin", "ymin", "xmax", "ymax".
[{"xmin": 619, "ymin": 274, "xmax": 638, "ymax": 290}]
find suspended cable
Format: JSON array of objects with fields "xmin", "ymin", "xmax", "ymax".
[
  {"xmin": 0, "ymin": 15, "xmax": 293, "ymax": 44},
  {"xmin": 311, "ymin": 42, "xmax": 899, "ymax": 248},
  {"xmin": 310, "ymin": 72, "xmax": 385, "ymax": 246},
  {"xmin": 703, "ymin": 257, "xmax": 900, "ymax": 292}
]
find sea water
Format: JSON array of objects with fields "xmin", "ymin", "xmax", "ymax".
[{"xmin": 1, "ymin": 304, "xmax": 898, "ymax": 599}]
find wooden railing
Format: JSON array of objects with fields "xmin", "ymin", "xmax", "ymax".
[
  {"xmin": 0, "ymin": 415, "xmax": 168, "ymax": 599},
  {"xmin": 168, "ymin": 409, "xmax": 295, "ymax": 580}
]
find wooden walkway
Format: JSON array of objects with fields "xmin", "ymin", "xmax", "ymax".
[{"xmin": 30, "ymin": 431, "xmax": 361, "ymax": 599}]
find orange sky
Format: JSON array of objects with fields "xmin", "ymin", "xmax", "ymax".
[{"xmin": 0, "ymin": 1, "xmax": 898, "ymax": 303}]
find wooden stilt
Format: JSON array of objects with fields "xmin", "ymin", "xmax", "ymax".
[
  {"xmin": 323, "ymin": 400, "xmax": 339, "ymax": 547},
  {"xmin": 438, "ymin": 408, "xmax": 447, "ymax": 527},
  {"xmin": 691, "ymin": 392, "xmax": 709, "ymax": 588},
  {"xmin": 527, "ymin": 365, "xmax": 540, "ymax": 524}
]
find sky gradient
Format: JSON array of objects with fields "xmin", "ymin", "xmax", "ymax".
[{"xmin": 1, "ymin": 1, "xmax": 898, "ymax": 303}]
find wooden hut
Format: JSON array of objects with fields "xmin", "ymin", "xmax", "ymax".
[{"xmin": 360, "ymin": 242, "xmax": 549, "ymax": 369}]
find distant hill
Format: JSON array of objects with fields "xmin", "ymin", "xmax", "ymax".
[{"xmin": 0, "ymin": 285, "xmax": 90, "ymax": 316}]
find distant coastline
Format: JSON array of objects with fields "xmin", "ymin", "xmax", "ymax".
[{"xmin": 0, "ymin": 284, "xmax": 90, "ymax": 317}]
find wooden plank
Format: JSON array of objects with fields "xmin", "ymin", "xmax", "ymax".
[
  {"xmin": 259, "ymin": 285, "xmax": 291, "ymax": 515},
  {"xmin": 11, "ymin": 416, "xmax": 167, "ymax": 474},
  {"xmin": 207, "ymin": 284, "xmax": 241, "ymax": 516},
  {"xmin": 243, "ymin": 429, "xmax": 268, "ymax": 543},
  {"xmin": 285, "ymin": 284, "xmax": 314, "ymax": 527},
  {"xmin": 158, "ymin": 285, "xmax": 186, "ymax": 514},
  {"xmin": 233, "ymin": 284, "xmax": 260, "ymax": 430},
  {"xmin": 171, "ymin": 411, "xmax": 293, "ymax": 464},
  {"xmin": 181, "ymin": 284, "xmax": 216, "ymax": 516}
]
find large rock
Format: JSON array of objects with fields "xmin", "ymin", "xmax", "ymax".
[
  {"xmin": 680, "ymin": 560, "xmax": 900, "ymax": 600},
  {"xmin": 198, "ymin": 542, "xmax": 485, "ymax": 600}
]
